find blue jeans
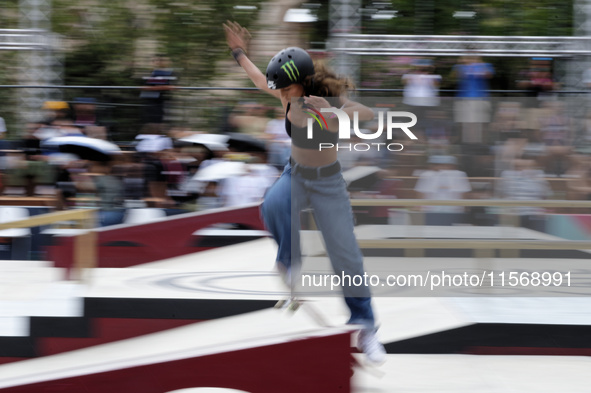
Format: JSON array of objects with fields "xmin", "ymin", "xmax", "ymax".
[
  {"xmin": 261, "ymin": 161, "xmax": 375, "ymax": 329},
  {"xmin": 98, "ymin": 209, "xmax": 125, "ymax": 227}
]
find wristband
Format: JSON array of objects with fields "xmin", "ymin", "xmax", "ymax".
[{"xmin": 231, "ymin": 48, "xmax": 245, "ymax": 64}]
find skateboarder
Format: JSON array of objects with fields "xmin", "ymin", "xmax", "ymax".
[{"xmin": 224, "ymin": 21, "xmax": 386, "ymax": 364}]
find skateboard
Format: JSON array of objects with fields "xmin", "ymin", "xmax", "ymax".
[{"xmin": 274, "ymin": 297, "xmax": 333, "ymax": 327}]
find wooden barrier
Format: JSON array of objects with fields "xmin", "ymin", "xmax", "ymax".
[
  {"xmin": 357, "ymin": 238, "xmax": 591, "ymax": 259},
  {"xmin": 357, "ymin": 239, "xmax": 591, "ymax": 250},
  {"xmin": 47, "ymin": 204, "xmax": 266, "ymax": 271},
  {"xmin": 0, "ymin": 208, "xmax": 98, "ymax": 280},
  {"xmin": 40, "ymin": 199, "xmax": 591, "ymax": 275},
  {"xmin": 0, "ymin": 208, "xmax": 97, "ymax": 231},
  {"xmin": 347, "ymin": 199, "xmax": 591, "ymax": 257},
  {"xmin": 0, "ymin": 196, "xmax": 57, "ymax": 207},
  {"xmin": 387, "ymin": 176, "xmax": 572, "ymax": 198},
  {"xmin": 349, "ymin": 198, "xmax": 591, "ymax": 208}
]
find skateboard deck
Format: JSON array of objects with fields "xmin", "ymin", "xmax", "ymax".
[{"xmin": 274, "ymin": 297, "xmax": 333, "ymax": 327}]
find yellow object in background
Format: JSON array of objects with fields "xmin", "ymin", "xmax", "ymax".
[{"xmin": 42, "ymin": 101, "xmax": 70, "ymax": 111}]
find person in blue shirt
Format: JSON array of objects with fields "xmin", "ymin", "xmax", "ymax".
[
  {"xmin": 453, "ymin": 55, "xmax": 494, "ymax": 98},
  {"xmin": 140, "ymin": 54, "xmax": 177, "ymax": 125},
  {"xmin": 452, "ymin": 55, "xmax": 494, "ymax": 144}
]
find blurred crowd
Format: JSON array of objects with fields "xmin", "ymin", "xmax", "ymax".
[
  {"xmin": 0, "ymin": 55, "xmax": 590, "ymax": 230},
  {"xmin": 0, "ymin": 96, "xmax": 284, "ymax": 226}
]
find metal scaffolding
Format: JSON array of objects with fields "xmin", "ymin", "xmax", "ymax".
[
  {"xmin": 327, "ymin": 0, "xmax": 591, "ymax": 90},
  {"xmin": 15, "ymin": 0, "xmax": 62, "ymax": 124},
  {"xmin": 329, "ymin": 33, "xmax": 591, "ymax": 89},
  {"xmin": 328, "ymin": 0, "xmax": 361, "ymax": 81},
  {"xmin": 568, "ymin": 0, "xmax": 591, "ymax": 89},
  {"xmin": 331, "ymin": 34, "xmax": 591, "ymax": 58}
]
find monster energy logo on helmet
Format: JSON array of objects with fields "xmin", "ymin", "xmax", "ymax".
[
  {"xmin": 265, "ymin": 47, "xmax": 314, "ymax": 90},
  {"xmin": 280, "ymin": 60, "xmax": 300, "ymax": 82}
]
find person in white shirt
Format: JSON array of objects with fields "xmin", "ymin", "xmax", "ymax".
[
  {"xmin": 414, "ymin": 155, "xmax": 471, "ymax": 225},
  {"xmin": 219, "ymin": 163, "xmax": 278, "ymax": 207},
  {"xmin": 497, "ymin": 156, "xmax": 550, "ymax": 232},
  {"xmin": 402, "ymin": 59, "xmax": 442, "ymax": 108},
  {"xmin": 0, "ymin": 116, "xmax": 6, "ymax": 137}
]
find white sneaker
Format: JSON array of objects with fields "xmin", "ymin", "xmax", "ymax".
[{"xmin": 357, "ymin": 328, "xmax": 387, "ymax": 365}]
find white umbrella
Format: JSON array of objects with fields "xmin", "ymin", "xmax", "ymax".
[
  {"xmin": 43, "ymin": 136, "xmax": 121, "ymax": 161},
  {"xmin": 192, "ymin": 160, "xmax": 247, "ymax": 182},
  {"xmin": 179, "ymin": 133, "xmax": 229, "ymax": 152},
  {"xmin": 342, "ymin": 166, "xmax": 382, "ymax": 186}
]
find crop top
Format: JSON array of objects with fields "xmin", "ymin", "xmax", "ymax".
[{"xmin": 285, "ymin": 102, "xmax": 339, "ymax": 150}]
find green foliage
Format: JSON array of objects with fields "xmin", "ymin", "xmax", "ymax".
[
  {"xmin": 0, "ymin": 0, "xmax": 578, "ymax": 138},
  {"xmin": 45, "ymin": 1, "xmax": 263, "ymax": 138},
  {"xmin": 147, "ymin": 0, "xmax": 262, "ymax": 84},
  {"xmin": 356, "ymin": 0, "xmax": 573, "ymax": 36}
]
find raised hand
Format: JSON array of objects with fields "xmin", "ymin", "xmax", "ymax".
[{"xmin": 223, "ymin": 20, "xmax": 251, "ymax": 51}]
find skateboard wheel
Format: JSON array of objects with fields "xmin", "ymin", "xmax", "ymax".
[
  {"xmin": 289, "ymin": 301, "xmax": 301, "ymax": 311},
  {"xmin": 275, "ymin": 299, "xmax": 287, "ymax": 308}
]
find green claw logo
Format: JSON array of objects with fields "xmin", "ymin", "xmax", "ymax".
[{"xmin": 281, "ymin": 60, "xmax": 300, "ymax": 82}]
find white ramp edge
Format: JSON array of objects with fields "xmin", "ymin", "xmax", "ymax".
[
  {"xmin": 353, "ymin": 353, "xmax": 591, "ymax": 393},
  {"xmin": 0, "ymin": 280, "xmax": 84, "ymax": 318},
  {"xmin": 0, "ymin": 317, "xmax": 28, "ymax": 337},
  {"xmin": 0, "ymin": 307, "xmax": 354, "ymax": 390}
]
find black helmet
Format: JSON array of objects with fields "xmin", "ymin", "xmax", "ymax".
[{"xmin": 265, "ymin": 47, "xmax": 314, "ymax": 90}]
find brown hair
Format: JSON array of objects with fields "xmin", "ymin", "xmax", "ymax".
[{"xmin": 302, "ymin": 60, "xmax": 354, "ymax": 97}]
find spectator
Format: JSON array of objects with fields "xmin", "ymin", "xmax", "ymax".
[
  {"xmin": 134, "ymin": 125, "xmax": 176, "ymax": 208},
  {"xmin": 583, "ymin": 66, "xmax": 591, "ymax": 90},
  {"xmin": 422, "ymin": 109, "xmax": 454, "ymax": 155},
  {"xmin": 518, "ymin": 58, "xmax": 558, "ymax": 104},
  {"xmin": 0, "ymin": 114, "xmax": 8, "ymax": 176},
  {"xmin": 42, "ymin": 101, "xmax": 71, "ymax": 124},
  {"xmin": 91, "ymin": 161, "xmax": 125, "ymax": 226},
  {"xmin": 497, "ymin": 155, "xmax": 550, "ymax": 232},
  {"xmin": 72, "ymin": 97, "xmax": 99, "ymax": 127},
  {"xmin": 140, "ymin": 54, "xmax": 177, "ymax": 125},
  {"xmin": 414, "ymin": 155, "xmax": 472, "ymax": 226},
  {"xmin": 228, "ymin": 102, "xmax": 269, "ymax": 139},
  {"xmin": 8, "ymin": 148, "xmax": 49, "ymax": 196},
  {"xmin": 219, "ymin": 164, "xmax": 268, "ymax": 207},
  {"xmin": 0, "ymin": 114, "xmax": 6, "ymax": 140},
  {"xmin": 452, "ymin": 54, "xmax": 494, "ymax": 144},
  {"xmin": 264, "ymin": 108, "xmax": 291, "ymax": 169},
  {"xmin": 349, "ymin": 167, "xmax": 401, "ymax": 225},
  {"xmin": 491, "ymin": 102, "xmax": 526, "ymax": 142},
  {"xmin": 537, "ymin": 100, "xmax": 573, "ymax": 176},
  {"xmin": 117, "ymin": 153, "xmax": 148, "ymax": 205},
  {"xmin": 50, "ymin": 154, "xmax": 80, "ymax": 210},
  {"xmin": 491, "ymin": 101, "xmax": 530, "ymax": 176},
  {"xmin": 566, "ymin": 155, "xmax": 591, "ymax": 203},
  {"xmin": 402, "ymin": 59, "xmax": 442, "ymax": 120},
  {"xmin": 72, "ymin": 97, "xmax": 108, "ymax": 140},
  {"xmin": 574, "ymin": 109, "xmax": 591, "ymax": 155},
  {"xmin": 566, "ymin": 154, "xmax": 591, "ymax": 214},
  {"xmin": 195, "ymin": 181, "xmax": 222, "ymax": 211}
]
